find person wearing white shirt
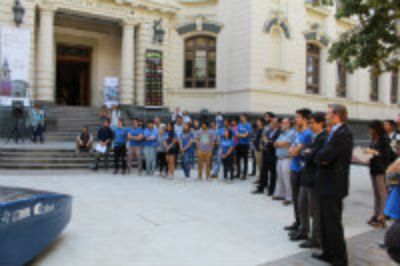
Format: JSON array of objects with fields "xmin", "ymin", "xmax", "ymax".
[{"xmin": 171, "ymin": 107, "xmax": 183, "ymax": 122}]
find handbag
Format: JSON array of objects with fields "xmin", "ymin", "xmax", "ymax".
[{"xmin": 387, "ymin": 173, "xmax": 400, "ymax": 187}]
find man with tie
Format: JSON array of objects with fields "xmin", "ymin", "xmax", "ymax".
[{"xmin": 312, "ymin": 104, "xmax": 353, "ymax": 266}]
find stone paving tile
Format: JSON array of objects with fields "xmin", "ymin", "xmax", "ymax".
[{"xmin": 263, "ymin": 229, "xmax": 397, "ymax": 266}]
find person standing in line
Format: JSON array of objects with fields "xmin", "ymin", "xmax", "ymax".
[
  {"xmin": 174, "ymin": 116, "xmax": 184, "ymax": 137},
  {"xmin": 113, "ymin": 118, "xmax": 128, "ymax": 175},
  {"xmin": 285, "ymin": 109, "xmax": 313, "ymax": 233},
  {"xmin": 365, "ymin": 120, "xmax": 392, "ymax": 228},
  {"xmin": 179, "ymin": 123, "xmax": 195, "ymax": 178},
  {"xmin": 253, "ymin": 118, "xmax": 265, "ymax": 185},
  {"xmin": 236, "ymin": 114, "xmax": 252, "ymax": 180},
  {"xmin": 312, "ymin": 104, "xmax": 353, "ymax": 266},
  {"xmin": 209, "ymin": 121, "xmax": 218, "ymax": 178},
  {"xmin": 182, "ymin": 111, "xmax": 192, "ymax": 124},
  {"xmin": 230, "ymin": 118, "xmax": 239, "ymax": 177},
  {"xmin": 196, "ymin": 121, "xmax": 214, "ymax": 180},
  {"xmin": 30, "ymin": 103, "xmax": 46, "ymax": 143},
  {"xmin": 273, "ymin": 117, "xmax": 295, "ymax": 205},
  {"xmin": 171, "ymin": 106, "xmax": 183, "ymax": 122},
  {"xmin": 93, "ymin": 119, "xmax": 113, "ymax": 171},
  {"xmin": 153, "ymin": 116, "xmax": 165, "ymax": 130},
  {"xmin": 164, "ymin": 122, "xmax": 178, "ymax": 178},
  {"xmin": 382, "ymin": 144, "xmax": 400, "ymax": 258},
  {"xmin": 110, "ymin": 104, "xmax": 121, "ymax": 129},
  {"xmin": 127, "ymin": 118, "xmax": 143, "ymax": 175},
  {"xmin": 156, "ymin": 127, "xmax": 167, "ymax": 177},
  {"xmin": 253, "ymin": 118, "xmax": 281, "ymax": 195},
  {"xmin": 143, "ymin": 120, "xmax": 158, "ymax": 175},
  {"xmin": 250, "ymin": 122, "xmax": 258, "ymax": 177},
  {"xmin": 216, "ymin": 112, "xmax": 224, "ymax": 129},
  {"xmin": 384, "ymin": 120, "xmax": 399, "ymax": 163},
  {"xmin": 297, "ymin": 112, "xmax": 327, "ymax": 248},
  {"xmin": 221, "ymin": 128, "xmax": 236, "ymax": 182},
  {"xmin": 211, "ymin": 120, "xmax": 226, "ymax": 178},
  {"xmin": 98, "ymin": 105, "xmax": 110, "ymax": 126}
]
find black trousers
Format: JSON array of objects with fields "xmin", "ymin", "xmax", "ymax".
[
  {"xmin": 156, "ymin": 151, "xmax": 167, "ymax": 173},
  {"xmin": 251, "ymin": 149, "xmax": 257, "ymax": 175},
  {"xmin": 236, "ymin": 144, "xmax": 249, "ymax": 177},
  {"xmin": 258, "ymin": 151, "xmax": 277, "ymax": 194},
  {"xmin": 114, "ymin": 145, "xmax": 127, "ymax": 172},
  {"xmin": 290, "ymin": 171, "xmax": 302, "ymax": 226},
  {"xmin": 320, "ymin": 196, "xmax": 348, "ymax": 266},
  {"xmin": 222, "ymin": 153, "xmax": 234, "ymax": 180}
]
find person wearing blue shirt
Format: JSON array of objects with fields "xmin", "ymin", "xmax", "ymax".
[
  {"xmin": 30, "ymin": 103, "xmax": 46, "ymax": 143},
  {"xmin": 113, "ymin": 118, "xmax": 128, "ymax": 175},
  {"xmin": 285, "ymin": 108, "xmax": 313, "ymax": 240},
  {"xmin": 179, "ymin": 123, "xmax": 195, "ymax": 178},
  {"xmin": 210, "ymin": 121, "xmax": 223, "ymax": 178},
  {"xmin": 127, "ymin": 118, "xmax": 143, "ymax": 175},
  {"xmin": 236, "ymin": 114, "xmax": 252, "ymax": 179},
  {"xmin": 221, "ymin": 128, "xmax": 236, "ymax": 181},
  {"xmin": 164, "ymin": 122, "xmax": 179, "ymax": 178},
  {"xmin": 143, "ymin": 120, "xmax": 158, "ymax": 175}
]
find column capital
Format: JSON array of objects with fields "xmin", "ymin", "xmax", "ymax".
[
  {"xmin": 121, "ymin": 18, "xmax": 139, "ymax": 27},
  {"xmin": 39, "ymin": 3, "xmax": 57, "ymax": 14}
]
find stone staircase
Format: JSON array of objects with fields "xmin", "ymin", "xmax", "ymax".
[
  {"xmin": 45, "ymin": 106, "xmax": 106, "ymax": 142},
  {"xmin": 0, "ymin": 105, "xmax": 179, "ymax": 170},
  {"xmin": 0, "ymin": 147, "xmax": 93, "ymax": 169},
  {"xmin": 0, "ymin": 105, "xmax": 131, "ymax": 170}
]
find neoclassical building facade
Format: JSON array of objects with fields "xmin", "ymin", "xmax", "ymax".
[{"xmin": 0, "ymin": 0, "xmax": 399, "ymax": 120}]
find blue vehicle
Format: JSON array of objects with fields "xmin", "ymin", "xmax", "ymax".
[{"xmin": 0, "ymin": 186, "xmax": 72, "ymax": 266}]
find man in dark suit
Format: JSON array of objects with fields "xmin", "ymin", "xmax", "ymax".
[
  {"xmin": 312, "ymin": 104, "xmax": 353, "ymax": 266},
  {"xmin": 252, "ymin": 118, "xmax": 281, "ymax": 195},
  {"xmin": 296, "ymin": 112, "xmax": 327, "ymax": 247}
]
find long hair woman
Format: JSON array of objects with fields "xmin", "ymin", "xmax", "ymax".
[
  {"xmin": 164, "ymin": 122, "xmax": 178, "ymax": 178},
  {"xmin": 365, "ymin": 120, "xmax": 392, "ymax": 228}
]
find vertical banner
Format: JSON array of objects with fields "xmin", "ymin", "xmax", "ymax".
[
  {"xmin": 145, "ymin": 50, "xmax": 163, "ymax": 107},
  {"xmin": 0, "ymin": 27, "xmax": 31, "ymax": 81},
  {"xmin": 0, "ymin": 26, "xmax": 31, "ymax": 106},
  {"xmin": 104, "ymin": 77, "xmax": 119, "ymax": 108}
]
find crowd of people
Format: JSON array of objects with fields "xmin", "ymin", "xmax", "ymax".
[{"xmin": 30, "ymin": 102, "xmax": 400, "ymax": 265}]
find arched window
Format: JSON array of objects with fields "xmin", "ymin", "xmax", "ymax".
[
  {"xmin": 370, "ymin": 71, "xmax": 379, "ymax": 102},
  {"xmin": 306, "ymin": 43, "xmax": 320, "ymax": 94},
  {"xmin": 336, "ymin": 62, "xmax": 347, "ymax": 98},
  {"xmin": 391, "ymin": 69, "xmax": 399, "ymax": 104},
  {"xmin": 184, "ymin": 36, "xmax": 216, "ymax": 89}
]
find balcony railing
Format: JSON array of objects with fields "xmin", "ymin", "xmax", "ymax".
[{"xmin": 305, "ymin": 0, "xmax": 333, "ymax": 6}]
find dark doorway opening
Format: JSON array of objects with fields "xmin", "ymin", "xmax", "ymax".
[{"xmin": 56, "ymin": 44, "xmax": 91, "ymax": 106}]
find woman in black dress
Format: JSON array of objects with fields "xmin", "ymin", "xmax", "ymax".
[{"xmin": 365, "ymin": 120, "xmax": 392, "ymax": 228}]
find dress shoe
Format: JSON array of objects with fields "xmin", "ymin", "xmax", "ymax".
[
  {"xmin": 288, "ymin": 230, "xmax": 298, "ymax": 237},
  {"xmin": 311, "ymin": 252, "xmax": 333, "ymax": 263},
  {"xmin": 282, "ymin": 200, "xmax": 291, "ymax": 206},
  {"xmin": 299, "ymin": 239, "xmax": 320, "ymax": 249},
  {"xmin": 284, "ymin": 222, "xmax": 298, "ymax": 231},
  {"xmin": 290, "ymin": 231, "xmax": 308, "ymax": 241},
  {"xmin": 251, "ymin": 189, "xmax": 263, "ymax": 194},
  {"xmin": 272, "ymin": 196, "xmax": 284, "ymax": 201}
]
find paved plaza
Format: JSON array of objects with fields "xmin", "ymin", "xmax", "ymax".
[{"xmin": 0, "ymin": 166, "xmax": 393, "ymax": 266}]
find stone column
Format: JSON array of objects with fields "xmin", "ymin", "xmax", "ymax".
[
  {"xmin": 380, "ymin": 72, "xmax": 392, "ymax": 105},
  {"xmin": 120, "ymin": 20, "xmax": 136, "ymax": 105},
  {"xmin": 36, "ymin": 5, "xmax": 55, "ymax": 102}
]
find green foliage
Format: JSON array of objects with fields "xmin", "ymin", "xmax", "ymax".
[{"xmin": 328, "ymin": 0, "xmax": 400, "ymax": 74}]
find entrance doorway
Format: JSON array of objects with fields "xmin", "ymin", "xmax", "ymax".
[{"xmin": 56, "ymin": 44, "xmax": 91, "ymax": 106}]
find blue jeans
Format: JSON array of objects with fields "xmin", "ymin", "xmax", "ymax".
[
  {"xmin": 212, "ymin": 146, "xmax": 222, "ymax": 177},
  {"xmin": 32, "ymin": 124, "xmax": 44, "ymax": 143},
  {"xmin": 183, "ymin": 150, "xmax": 193, "ymax": 178},
  {"xmin": 143, "ymin": 146, "xmax": 156, "ymax": 174}
]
